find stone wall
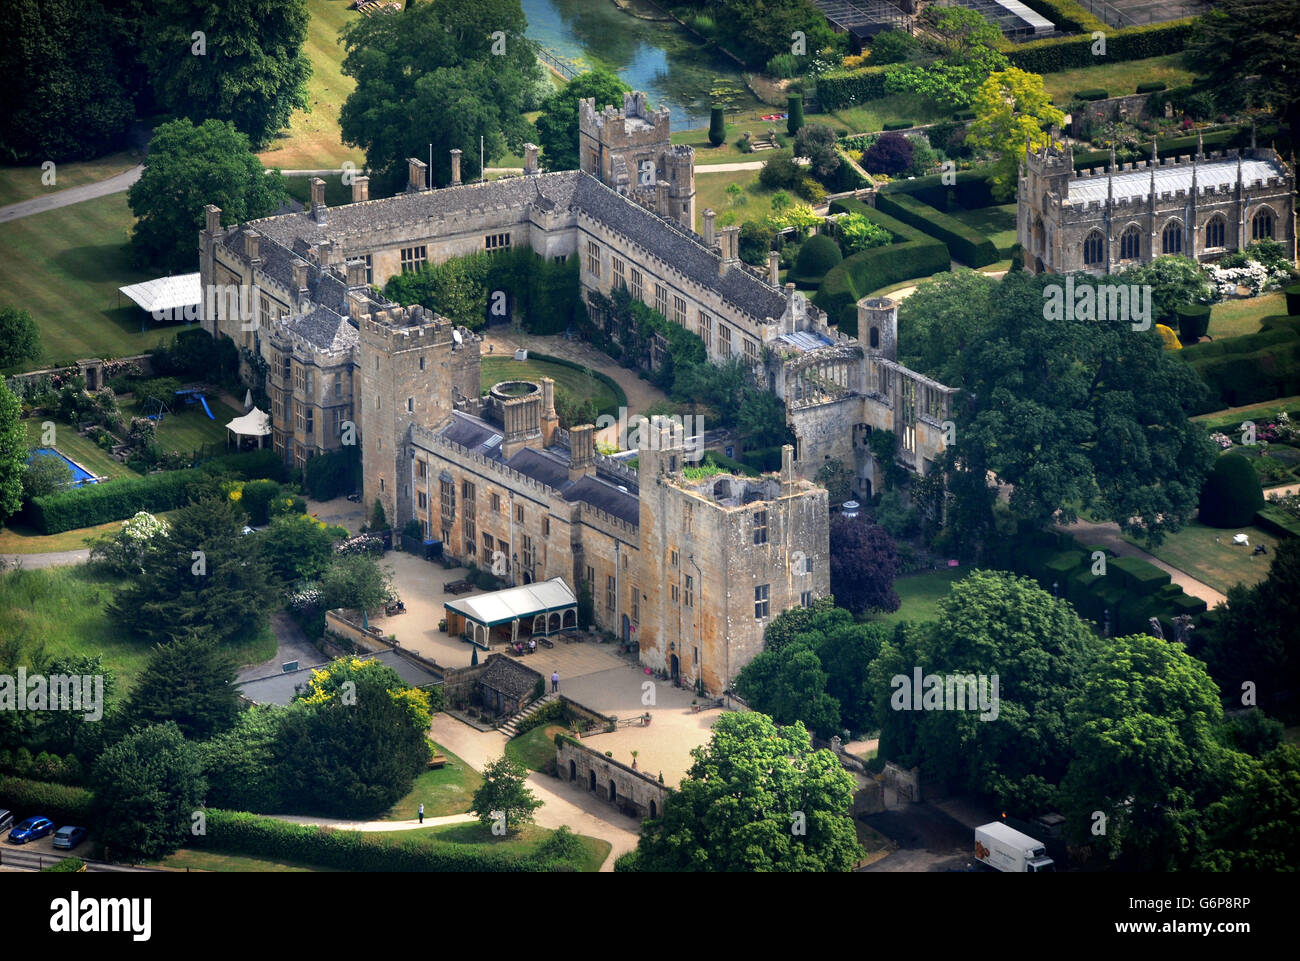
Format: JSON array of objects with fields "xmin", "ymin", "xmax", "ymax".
[{"xmin": 555, "ymin": 735, "xmax": 671, "ymax": 819}]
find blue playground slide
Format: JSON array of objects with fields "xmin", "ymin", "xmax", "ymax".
[{"xmin": 198, "ymin": 395, "xmax": 215, "ymax": 419}]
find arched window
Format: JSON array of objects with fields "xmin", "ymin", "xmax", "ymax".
[
  {"xmin": 1120, "ymin": 225, "xmax": 1141, "ymax": 261},
  {"xmin": 1252, "ymin": 208, "xmax": 1275, "ymax": 241},
  {"xmin": 869, "ymin": 326, "xmax": 879, "ymax": 348},
  {"xmin": 1083, "ymin": 230, "xmax": 1105, "ymax": 267},
  {"xmin": 1162, "ymin": 220, "xmax": 1183, "ymax": 255},
  {"xmin": 1205, "ymin": 216, "xmax": 1226, "ymax": 249}
]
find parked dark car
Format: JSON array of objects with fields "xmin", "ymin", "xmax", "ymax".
[
  {"xmin": 52, "ymin": 826, "xmax": 88, "ymax": 850},
  {"xmin": 0, "ymin": 809, "xmax": 12, "ymax": 834},
  {"xmin": 8, "ymin": 816, "xmax": 54, "ymax": 844}
]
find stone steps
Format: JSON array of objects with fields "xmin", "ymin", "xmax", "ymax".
[{"xmin": 499, "ymin": 692, "xmax": 558, "ymax": 737}]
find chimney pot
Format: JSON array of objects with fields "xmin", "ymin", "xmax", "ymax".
[
  {"xmin": 702, "ymin": 208, "xmax": 716, "ymax": 248},
  {"xmin": 204, "ymin": 204, "xmax": 222, "ymax": 234},
  {"xmin": 352, "ymin": 176, "xmax": 369, "ymax": 203},
  {"xmin": 769, "ymin": 249, "xmax": 780, "ymax": 285},
  {"xmin": 524, "ymin": 143, "xmax": 539, "ymax": 176},
  {"xmin": 450, "ymin": 149, "xmax": 462, "ymax": 186},
  {"xmin": 310, "ymin": 178, "xmax": 327, "ymax": 222}
]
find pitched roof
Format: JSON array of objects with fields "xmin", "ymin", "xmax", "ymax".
[{"xmin": 479, "ymin": 655, "xmax": 543, "ymax": 699}]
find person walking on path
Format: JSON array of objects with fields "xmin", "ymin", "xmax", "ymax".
[
  {"xmin": 418, "ymin": 803, "xmax": 425, "ymax": 824},
  {"xmin": 551, "ymin": 671, "xmax": 559, "ymax": 693}
]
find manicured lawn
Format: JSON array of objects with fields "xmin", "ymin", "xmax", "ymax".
[
  {"xmin": 694, "ymin": 169, "xmax": 788, "ymax": 229},
  {"xmin": 0, "ymin": 564, "xmax": 276, "ymax": 695},
  {"xmin": 506, "ymin": 724, "xmax": 566, "ymax": 772},
  {"xmin": 1040, "ymin": 55, "xmax": 1197, "ymax": 107},
  {"xmin": 480, "ymin": 356, "xmax": 624, "ymax": 417},
  {"xmin": 1193, "ymin": 397, "xmax": 1300, "ymax": 433},
  {"xmin": 1123, "ymin": 520, "xmax": 1281, "ymax": 595},
  {"xmin": 820, "ymin": 93, "xmax": 950, "ymax": 135},
  {"xmin": 22, "ymin": 418, "xmax": 134, "ymax": 480},
  {"xmin": 1207, "ymin": 292, "xmax": 1288, "ymax": 339},
  {"xmin": 121, "ymin": 396, "xmax": 240, "ymax": 453},
  {"xmin": 416, "ymin": 821, "xmax": 610, "ymax": 873},
  {"xmin": 381, "ymin": 742, "xmax": 483, "ymax": 820},
  {"xmin": 0, "ymin": 148, "xmax": 144, "ymax": 208},
  {"xmin": 0, "ymin": 193, "xmax": 183, "ymax": 370},
  {"xmin": 148, "ymin": 849, "xmax": 323, "ymax": 872},
  {"xmin": 871, "ymin": 567, "xmax": 967, "ymax": 626},
  {"xmin": 946, "ymin": 204, "xmax": 1020, "ymax": 256},
  {"xmin": 257, "ymin": 0, "xmax": 364, "ymax": 171},
  {"xmin": 672, "ymin": 126, "xmax": 794, "ymax": 165},
  {"xmin": 0, "ymin": 511, "xmax": 177, "ymax": 555}
]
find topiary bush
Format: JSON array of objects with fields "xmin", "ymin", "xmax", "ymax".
[
  {"xmin": 787, "ymin": 95, "xmax": 803, "ymax": 137},
  {"xmin": 708, "ymin": 106, "xmax": 726, "ymax": 147},
  {"xmin": 1176, "ymin": 303, "xmax": 1211, "ymax": 344},
  {"xmin": 790, "ymin": 233, "xmax": 843, "ymax": 285},
  {"xmin": 1198, "ymin": 454, "xmax": 1266, "ymax": 528},
  {"xmin": 1286, "ymin": 283, "xmax": 1300, "ymax": 317}
]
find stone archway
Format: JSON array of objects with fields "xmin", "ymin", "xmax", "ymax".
[
  {"xmin": 589, "ymin": 770, "xmax": 597, "ymax": 792},
  {"xmin": 569, "ymin": 760, "xmax": 576, "ymax": 782},
  {"xmin": 608, "ymin": 779, "xmax": 617, "ymax": 803}
]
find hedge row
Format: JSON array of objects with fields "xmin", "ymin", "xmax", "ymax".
[
  {"xmin": 816, "ymin": 199, "xmax": 949, "ymax": 331},
  {"xmin": 985, "ymin": 530, "xmax": 1207, "ymax": 637},
  {"xmin": 1136, "ymin": 81, "xmax": 1167, "ymax": 94},
  {"xmin": 527, "ymin": 351, "xmax": 628, "ymax": 413},
  {"xmin": 1255, "ymin": 507, "xmax": 1300, "ymax": 540},
  {"xmin": 1074, "ymin": 89, "xmax": 1109, "ymax": 101},
  {"xmin": 815, "ymin": 66, "xmax": 890, "ymax": 111},
  {"xmin": 24, "ymin": 449, "xmax": 286, "ymax": 534},
  {"xmin": 1005, "ymin": 19, "xmax": 1195, "ymax": 74},
  {"xmin": 882, "ymin": 121, "xmax": 912, "ymax": 131},
  {"xmin": 189, "ymin": 809, "xmax": 582, "ymax": 872},
  {"xmin": 1181, "ymin": 325, "xmax": 1300, "ymax": 411},
  {"xmin": 877, "ymin": 165, "xmax": 999, "ymax": 211},
  {"xmin": 0, "ymin": 776, "xmax": 94, "ymax": 826},
  {"xmin": 875, "ymin": 192, "xmax": 999, "ymax": 267}
]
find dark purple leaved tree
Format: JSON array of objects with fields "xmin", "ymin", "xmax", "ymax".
[{"xmin": 829, "ymin": 514, "xmax": 901, "ymax": 615}]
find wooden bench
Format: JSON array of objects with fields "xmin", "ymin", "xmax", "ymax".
[{"xmin": 428, "ymin": 753, "xmax": 448, "ymax": 769}]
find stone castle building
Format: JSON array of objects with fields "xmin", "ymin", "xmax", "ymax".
[
  {"xmin": 1018, "ymin": 136, "xmax": 1294, "ymax": 275},
  {"xmin": 198, "ymin": 91, "xmax": 957, "ymax": 689}
]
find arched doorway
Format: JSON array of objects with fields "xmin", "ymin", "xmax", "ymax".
[
  {"xmin": 569, "ymin": 760, "xmax": 576, "ymax": 782},
  {"xmin": 609, "ymin": 780, "xmax": 617, "ymax": 803},
  {"xmin": 670, "ymin": 654, "xmax": 679, "ymax": 682},
  {"xmin": 649, "ymin": 800, "xmax": 657, "ymax": 819},
  {"xmin": 588, "ymin": 770, "xmax": 597, "ymax": 792},
  {"xmin": 622, "ymin": 614, "xmax": 631, "ymax": 642}
]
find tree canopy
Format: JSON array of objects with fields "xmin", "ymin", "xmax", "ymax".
[
  {"xmin": 471, "ymin": 756, "xmax": 542, "ymax": 834},
  {"xmin": 0, "ymin": 385, "xmax": 27, "ymax": 520},
  {"xmin": 1185, "ymin": 0, "xmax": 1300, "ymax": 134},
  {"xmin": 128, "ymin": 119, "xmax": 288, "ymax": 274},
  {"xmin": 0, "ymin": 307, "xmax": 43, "ymax": 370},
  {"xmin": 829, "ymin": 515, "xmax": 900, "ymax": 616},
  {"xmin": 339, "ymin": 0, "xmax": 542, "ymax": 196},
  {"xmin": 968, "ymin": 68, "xmax": 1065, "ymax": 202},
  {"xmin": 621, "ymin": 711, "xmax": 863, "ymax": 871},
  {"xmin": 126, "ymin": 635, "xmax": 240, "ymax": 741}
]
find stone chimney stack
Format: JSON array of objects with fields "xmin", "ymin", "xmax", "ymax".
[
  {"xmin": 540, "ymin": 376, "xmax": 559, "ymax": 447},
  {"xmin": 345, "ymin": 258, "xmax": 367, "ymax": 289},
  {"xmin": 450, "ymin": 149, "xmax": 462, "ymax": 186},
  {"xmin": 310, "ymin": 178, "xmax": 327, "ymax": 223},
  {"xmin": 352, "ymin": 176, "xmax": 369, "ymax": 203},
  {"xmin": 702, "ymin": 208, "xmax": 716, "ymax": 249},
  {"xmin": 656, "ymin": 180, "xmax": 670, "ymax": 217},
  {"xmin": 407, "ymin": 158, "xmax": 428, "ymax": 192},
  {"xmin": 524, "ymin": 143, "xmax": 539, "ymax": 176},
  {"xmin": 244, "ymin": 229, "xmax": 260, "ymax": 264},
  {"xmin": 292, "ymin": 258, "xmax": 309, "ymax": 295},
  {"xmin": 781, "ymin": 444, "xmax": 796, "ymax": 496},
  {"xmin": 568, "ymin": 423, "xmax": 595, "ymax": 481},
  {"xmin": 721, "ymin": 225, "xmax": 740, "ymax": 262},
  {"xmin": 204, "ymin": 204, "xmax": 223, "ymax": 235},
  {"xmin": 769, "ymin": 249, "xmax": 780, "ymax": 285}
]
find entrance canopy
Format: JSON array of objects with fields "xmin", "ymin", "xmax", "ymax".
[{"xmin": 445, "ymin": 576, "xmax": 578, "ymax": 649}]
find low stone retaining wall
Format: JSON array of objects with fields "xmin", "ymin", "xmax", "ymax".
[{"xmin": 555, "ymin": 736, "xmax": 671, "ymax": 820}]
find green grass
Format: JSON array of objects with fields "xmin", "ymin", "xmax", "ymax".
[
  {"xmin": 0, "ymin": 192, "xmax": 182, "ymax": 370},
  {"xmin": 121, "ymin": 397, "xmax": 240, "ymax": 453},
  {"xmin": 505, "ymin": 724, "xmax": 565, "ymax": 772},
  {"xmin": 870, "ymin": 567, "xmax": 966, "ymax": 626},
  {"xmin": 148, "ymin": 849, "xmax": 324, "ymax": 872},
  {"xmin": 1123, "ymin": 520, "xmax": 1281, "ymax": 595},
  {"xmin": 1040, "ymin": 54, "xmax": 1197, "ymax": 106},
  {"xmin": 257, "ymin": 0, "xmax": 364, "ymax": 171},
  {"xmin": 671, "ymin": 126, "xmax": 794, "ymax": 165},
  {"xmin": 0, "ymin": 510, "xmax": 179, "ymax": 555},
  {"xmin": 415, "ymin": 821, "xmax": 610, "ymax": 872},
  {"xmin": 284, "ymin": 173, "xmax": 356, "ymax": 207},
  {"xmin": 22, "ymin": 418, "xmax": 134, "ymax": 480},
  {"xmin": 946, "ymin": 204, "xmax": 1020, "ymax": 256},
  {"xmin": 0, "ymin": 564, "xmax": 276, "ymax": 695},
  {"xmin": 1193, "ymin": 397, "xmax": 1300, "ymax": 433},
  {"xmin": 381, "ymin": 743, "xmax": 482, "ymax": 820},
  {"xmin": 819, "ymin": 93, "xmax": 950, "ymax": 136},
  {"xmin": 694, "ymin": 169, "xmax": 792, "ymax": 229},
  {"xmin": 480, "ymin": 356, "xmax": 624, "ymax": 418},
  {"xmin": 1207, "ymin": 292, "xmax": 1288, "ymax": 340},
  {"xmin": 0, "ymin": 148, "xmax": 144, "ymax": 208}
]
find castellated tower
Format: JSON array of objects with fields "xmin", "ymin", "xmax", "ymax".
[
  {"xmin": 579, "ymin": 91, "xmax": 696, "ymax": 231},
  {"xmin": 858, "ymin": 297, "xmax": 898, "ymax": 360},
  {"xmin": 358, "ymin": 304, "xmax": 480, "ymax": 529}
]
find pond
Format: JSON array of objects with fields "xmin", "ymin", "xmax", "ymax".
[{"xmin": 522, "ymin": 0, "xmax": 759, "ymax": 130}]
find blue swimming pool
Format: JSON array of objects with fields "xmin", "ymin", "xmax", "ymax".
[{"xmin": 28, "ymin": 448, "xmax": 98, "ymax": 487}]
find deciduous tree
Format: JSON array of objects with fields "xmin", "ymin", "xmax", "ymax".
[
  {"xmin": 968, "ymin": 67, "xmax": 1065, "ymax": 201},
  {"xmin": 471, "ymin": 756, "xmax": 541, "ymax": 834}
]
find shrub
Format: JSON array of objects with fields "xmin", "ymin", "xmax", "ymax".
[
  {"xmin": 239, "ymin": 479, "xmax": 282, "ymax": 526},
  {"xmin": 816, "ymin": 66, "xmax": 890, "ymax": 110},
  {"xmin": 708, "ymin": 107, "xmax": 726, "ymax": 147},
  {"xmin": 787, "ymin": 95, "xmax": 804, "ymax": 137},
  {"xmin": 869, "ymin": 29, "xmax": 918, "ymax": 65},
  {"xmin": 759, "ymin": 156, "xmax": 804, "ymax": 192},
  {"xmin": 1003, "ymin": 19, "xmax": 1194, "ymax": 74},
  {"xmin": 1136, "ymin": 81, "xmax": 1166, "ymax": 94},
  {"xmin": 1176, "ymin": 304, "xmax": 1211, "ymax": 343},
  {"xmin": 881, "ymin": 121, "xmax": 912, "ymax": 131},
  {"xmin": 42, "ymin": 858, "xmax": 84, "ymax": 873},
  {"xmin": 1285, "ymin": 284, "xmax": 1300, "ymax": 317},
  {"xmin": 862, "ymin": 132, "xmax": 913, "ymax": 176},
  {"xmin": 1198, "ymin": 454, "xmax": 1266, "ymax": 528},
  {"xmin": 1073, "ymin": 89, "xmax": 1108, "ymax": 101},
  {"xmin": 790, "ymin": 234, "xmax": 843, "ymax": 285},
  {"xmin": 303, "ymin": 446, "xmax": 361, "ymax": 500},
  {"xmin": 0, "ymin": 776, "xmax": 94, "ymax": 826}
]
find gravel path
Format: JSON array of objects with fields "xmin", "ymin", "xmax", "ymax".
[
  {"xmin": 0, "ymin": 548, "xmax": 90, "ymax": 569},
  {"xmin": 0, "ymin": 166, "xmax": 142, "ymax": 223}
]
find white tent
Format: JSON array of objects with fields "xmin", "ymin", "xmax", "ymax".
[
  {"xmin": 118, "ymin": 273, "xmax": 201, "ymax": 320},
  {"xmin": 226, "ymin": 407, "xmax": 271, "ymax": 448},
  {"xmin": 445, "ymin": 577, "xmax": 578, "ymax": 648}
]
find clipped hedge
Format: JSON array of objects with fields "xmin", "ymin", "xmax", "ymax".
[
  {"xmin": 1176, "ymin": 304, "xmax": 1211, "ymax": 344},
  {"xmin": 882, "ymin": 121, "xmax": 913, "ymax": 131},
  {"xmin": 790, "ymin": 233, "xmax": 843, "ymax": 286},
  {"xmin": 877, "ymin": 165, "xmax": 998, "ymax": 211},
  {"xmin": 1136, "ymin": 81, "xmax": 1167, "ymax": 94},
  {"xmin": 1198, "ymin": 454, "xmax": 1266, "ymax": 528},
  {"xmin": 24, "ymin": 449, "xmax": 286, "ymax": 534},
  {"xmin": 1286, "ymin": 284, "xmax": 1300, "ymax": 316},
  {"xmin": 1109, "ymin": 556, "xmax": 1172, "ymax": 596},
  {"xmin": 1017, "ymin": 0, "xmax": 1107, "ymax": 33},
  {"xmin": 527, "ymin": 351, "xmax": 628, "ymax": 413},
  {"xmin": 0, "ymin": 776, "xmax": 94, "ymax": 826},
  {"xmin": 1255, "ymin": 507, "xmax": 1300, "ymax": 540},
  {"xmin": 1005, "ymin": 19, "xmax": 1194, "ymax": 74},
  {"xmin": 1181, "ymin": 330, "xmax": 1300, "ymax": 411},
  {"xmin": 189, "ymin": 809, "xmax": 583, "ymax": 872},
  {"xmin": 1073, "ymin": 89, "xmax": 1109, "ymax": 101},
  {"xmin": 816, "ymin": 199, "xmax": 948, "ymax": 331},
  {"xmin": 875, "ymin": 192, "xmax": 999, "ymax": 267},
  {"xmin": 816, "ymin": 66, "xmax": 890, "ymax": 110}
]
